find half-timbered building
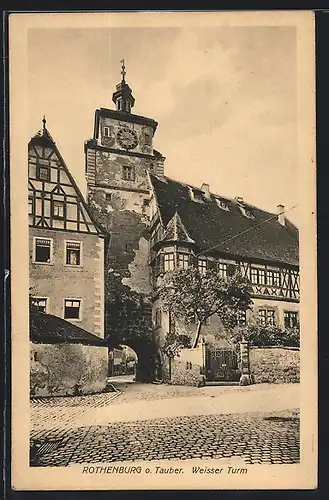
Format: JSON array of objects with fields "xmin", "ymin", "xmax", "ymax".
[{"xmin": 29, "ymin": 118, "xmax": 106, "ymax": 337}]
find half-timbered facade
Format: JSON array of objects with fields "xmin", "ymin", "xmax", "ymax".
[
  {"xmin": 148, "ymin": 174, "xmax": 299, "ymax": 348},
  {"xmin": 29, "ymin": 119, "xmax": 106, "ymax": 337}
]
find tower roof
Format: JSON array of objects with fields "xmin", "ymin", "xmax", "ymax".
[{"xmin": 112, "ymin": 59, "xmax": 135, "ymax": 113}]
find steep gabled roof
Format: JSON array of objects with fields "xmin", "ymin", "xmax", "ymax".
[
  {"xmin": 30, "ymin": 310, "xmax": 105, "ymax": 346},
  {"xmin": 29, "ymin": 120, "xmax": 108, "ymax": 238},
  {"xmin": 150, "ymin": 174, "xmax": 299, "ymax": 267},
  {"xmin": 162, "ymin": 210, "xmax": 195, "ymax": 244}
]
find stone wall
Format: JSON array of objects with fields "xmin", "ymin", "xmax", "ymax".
[
  {"xmin": 30, "ymin": 342, "xmax": 108, "ymax": 397},
  {"xmin": 163, "ymin": 345, "xmax": 205, "ymax": 387},
  {"xmin": 249, "ymin": 346, "xmax": 300, "ymax": 384}
]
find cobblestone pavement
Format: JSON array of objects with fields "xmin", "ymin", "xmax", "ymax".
[{"xmin": 30, "ymin": 409, "xmax": 299, "ymax": 467}]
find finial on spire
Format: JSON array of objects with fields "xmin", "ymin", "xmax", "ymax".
[
  {"xmin": 120, "ymin": 59, "xmax": 126, "ymax": 82},
  {"xmin": 42, "ymin": 115, "xmax": 46, "ymax": 129}
]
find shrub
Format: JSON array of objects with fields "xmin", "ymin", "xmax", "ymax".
[{"xmin": 231, "ymin": 323, "xmax": 300, "ymax": 348}]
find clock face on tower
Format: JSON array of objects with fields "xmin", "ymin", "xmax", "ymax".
[{"xmin": 116, "ymin": 127, "xmax": 138, "ymax": 150}]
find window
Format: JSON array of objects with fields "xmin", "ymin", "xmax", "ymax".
[
  {"xmin": 34, "ymin": 238, "xmax": 52, "ymax": 263},
  {"xmin": 177, "ymin": 253, "xmax": 190, "ymax": 269},
  {"xmin": 31, "ymin": 297, "xmax": 48, "ymax": 313},
  {"xmin": 64, "ymin": 299, "xmax": 81, "ymax": 320},
  {"xmin": 259, "ymin": 309, "xmax": 276, "ymax": 326},
  {"xmin": 65, "ymin": 241, "xmax": 81, "ymax": 266},
  {"xmin": 216, "ymin": 199, "xmax": 230, "ymax": 211},
  {"xmin": 198, "ymin": 258, "xmax": 207, "ymax": 275},
  {"xmin": 251, "ymin": 267, "xmax": 266, "ymax": 285},
  {"xmin": 105, "ymin": 193, "xmax": 112, "ymax": 202},
  {"xmin": 155, "ymin": 308, "xmax": 162, "ymax": 328},
  {"xmin": 52, "ymin": 201, "xmax": 65, "ymax": 219},
  {"xmin": 237, "ymin": 310, "xmax": 247, "ymax": 326},
  {"xmin": 284, "ymin": 311, "xmax": 299, "ymax": 328},
  {"xmin": 267, "ymin": 269, "xmax": 281, "ymax": 286},
  {"xmin": 164, "ymin": 253, "xmax": 175, "ymax": 272},
  {"xmin": 189, "ymin": 188, "xmax": 204, "ymax": 202},
  {"xmin": 122, "ymin": 166, "xmax": 135, "ymax": 181},
  {"xmin": 28, "ymin": 197, "xmax": 33, "ymax": 215},
  {"xmin": 217, "ymin": 262, "xmax": 227, "ymax": 278},
  {"xmin": 103, "ymin": 126, "xmax": 110, "ymax": 137},
  {"xmin": 117, "ymin": 98, "xmax": 123, "ymax": 111},
  {"xmin": 36, "ymin": 163, "xmax": 50, "ymax": 182}
]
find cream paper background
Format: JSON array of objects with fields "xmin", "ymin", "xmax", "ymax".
[{"xmin": 9, "ymin": 11, "xmax": 317, "ymax": 490}]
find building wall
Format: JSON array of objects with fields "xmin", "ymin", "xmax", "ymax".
[
  {"xmin": 29, "ymin": 227, "xmax": 104, "ymax": 336},
  {"xmin": 30, "ymin": 342, "xmax": 108, "ymax": 397},
  {"xmin": 250, "ymin": 298, "xmax": 299, "ymax": 329},
  {"xmin": 249, "ymin": 346, "xmax": 300, "ymax": 384}
]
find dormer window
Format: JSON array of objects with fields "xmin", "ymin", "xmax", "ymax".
[
  {"xmin": 216, "ymin": 198, "xmax": 230, "ymax": 211},
  {"xmin": 238, "ymin": 204, "xmax": 255, "ymax": 219},
  {"xmin": 188, "ymin": 187, "xmax": 204, "ymax": 203}
]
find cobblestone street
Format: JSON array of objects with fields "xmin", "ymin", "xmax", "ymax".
[
  {"xmin": 31, "ymin": 409, "xmax": 299, "ymax": 467},
  {"xmin": 30, "ymin": 382, "xmax": 300, "ymax": 467}
]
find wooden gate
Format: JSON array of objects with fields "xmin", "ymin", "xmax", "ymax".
[{"xmin": 205, "ymin": 346, "xmax": 240, "ymax": 382}]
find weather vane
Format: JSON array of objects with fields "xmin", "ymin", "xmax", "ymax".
[
  {"xmin": 120, "ymin": 59, "xmax": 126, "ymax": 81},
  {"xmin": 42, "ymin": 115, "xmax": 46, "ymax": 129}
]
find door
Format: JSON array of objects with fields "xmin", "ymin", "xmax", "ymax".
[{"xmin": 205, "ymin": 346, "xmax": 240, "ymax": 382}]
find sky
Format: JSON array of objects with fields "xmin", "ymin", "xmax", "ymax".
[{"xmin": 28, "ymin": 25, "xmax": 298, "ymax": 224}]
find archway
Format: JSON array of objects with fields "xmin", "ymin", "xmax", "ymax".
[
  {"xmin": 108, "ymin": 344, "xmax": 138, "ymax": 383},
  {"xmin": 106, "ymin": 338, "xmax": 157, "ymax": 383}
]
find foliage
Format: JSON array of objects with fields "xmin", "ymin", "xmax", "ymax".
[
  {"xmin": 158, "ymin": 267, "xmax": 253, "ymax": 346},
  {"xmin": 162, "ymin": 332, "xmax": 192, "ymax": 359},
  {"xmin": 230, "ymin": 323, "xmax": 300, "ymax": 348},
  {"xmin": 105, "ymin": 271, "xmax": 153, "ymax": 349}
]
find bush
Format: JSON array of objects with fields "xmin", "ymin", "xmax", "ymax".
[{"xmin": 231, "ymin": 324, "xmax": 300, "ymax": 348}]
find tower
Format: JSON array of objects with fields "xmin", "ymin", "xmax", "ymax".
[{"xmin": 85, "ymin": 61, "xmax": 164, "ymax": 380}]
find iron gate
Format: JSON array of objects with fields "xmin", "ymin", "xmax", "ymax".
[{"xmin": 205, "ymin": 346, "xmax": 240, "ymax": 382}]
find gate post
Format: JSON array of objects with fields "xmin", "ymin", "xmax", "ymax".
[{"xmin": 239, "ymin": 341, "xmax": 253, "ymax": 386}]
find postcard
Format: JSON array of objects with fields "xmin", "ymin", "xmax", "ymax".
[{"xmin": 9, "ymin": 10, "xmax": 317, "ymax": 490}]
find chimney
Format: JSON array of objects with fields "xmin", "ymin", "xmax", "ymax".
[
  {"xmin": 277, "ymin": 204, "xmax": 285, "ymax": 226},
  {"xmin": 201, "ymin": 183, "xmax": 210, "ymax": 200},
  {"xmin": 154, "ymin": 150, "xmax": 166, "ymax": 177}
]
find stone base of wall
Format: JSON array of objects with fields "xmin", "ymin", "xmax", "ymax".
[
  {"xmin": 30, "ymin": 342, "xmax": 108, "ymax": 397},
  {"xmin": 249, "ymin": 346, "xmax": 300, "ymax": 384},
  {"xmin": 164, "ymin": 358, "xmax": 204, "ymax": 387}
]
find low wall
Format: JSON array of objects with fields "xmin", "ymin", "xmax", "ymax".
[
  {"xmin": 249, "ymin": 346, "xmax": 299, "ymax": 384},
  {"xmin": 164, "ymin": 345, "xmax": 205, "ymax": 387},
  {"xmin": 30, "ymin": 342, "xmax": 108, "ymax": 397}
]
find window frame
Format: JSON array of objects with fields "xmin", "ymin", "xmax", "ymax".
[
  {"xmin": 122, "ymin": 165, "xmax": 135, "ymax": 181},
  {"xmin": 177, "ymin": 252, "xmax": 190, "ymax": 270},
  {"xmin": 217, "ymin": 262, "xmax": 227, "ymax": 278},
  {"xmin": 52, "ymin": 200, "xmax": 66, "ymax": 220},
  {"xmin": 105, "ymin": 192, "xmax": 112, "ymax": 202},
  {"xmin": 36, "ymin": 162, "xmax": 50, "ymax": 182},
  {"xmin": 33, "ymin": 237, "xmax": 54, "ymax": 265},
  {"xmin": 31, "ymin": 296, "xmax": 49, "ymax": 313},
  {"xmin": 28, "ymin": 196, "xmax": 33, "ymax": 215},
  {"xmin": 64, "ymin": 240, "xmax": 83, "ymax": 267},
  {"xmin": 103, "ymin": 126, "xmax": 110, "ymax": 137},
  {"xmin": 63, "ymin": 298, "xmax": 82, "ymax": 321},
  {"xmin": 258, "ymin": 309, "xmax": 276, "ymax": 326},
  {"xmin": 198, "ymin": 258, "xmax": 208, "ymax": 275},
  {"xmin": 164, "ymin": 253, "xmax": 175, "ymax": 272},
  {"xmin": 284, "ymin": 311, "xmax": 299, "ymax": 329}
]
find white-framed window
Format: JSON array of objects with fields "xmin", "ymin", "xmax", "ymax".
[
  {"xmin": 217, "ymin": 262, "xmax": 227, "ymax": 278},
  {"xmin": 33, "ymin": 237, "xmax": 53, "ymax": 264},
  {"xmin": 259, "ymin": 309, "xmax": 276, "ymax": 326},
  {"xmin": 267, "ymin": 269, "xmax": 281, "ymax": 286},
  {"xmin": 65, "ymin": 240, "xmax": 82, "ymax": 266},
  {"xmin": 31, "ymin": 297, "xmax": 48, "ymax": 313},
  {"xmin": 164, "ymin": 253, "xmax": 175, "ymax": 272},
  {"xmin": 177, "ymin": 253, "xmax": 190, "ymax": 269},
  {"xmin": 237, "ymin": 310, "xmax": 247, "ymax": 326},
  {"xmin": 284, "ymin": 311, "xmax": 299, "ymax": 328},
  {"xmin": 198, "ymin": 258, "xmax": 207, "ymax": 275},
  {"xmin": 52, "ymin": 200, "xmax": 65, "ymax": 219},
  {"xmin": 36, "ymin": 162, "xmax": 50, "ymax": 182},
  {"xmin": 64, "ymin": 299, "xmax": 82, "ymax": 320},
  {"xmin": 251, "ymin": 267, "xmax": 266, "ymax": 285},
  {"xmin": 103, "ymin": 126, "xmax": 110, "ymax": 137}
]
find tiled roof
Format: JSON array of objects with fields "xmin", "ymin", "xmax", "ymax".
[
  {"xmin": 30, "ymin": 311, "xmax": 105, "ymax": 346},
  {"xmin": 150, "ymin": 174, "xmax": 299, "ymax": 267},
  {"xmin": 162, "ymin": 211, "xmax": 195, "ymax": 244}
]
